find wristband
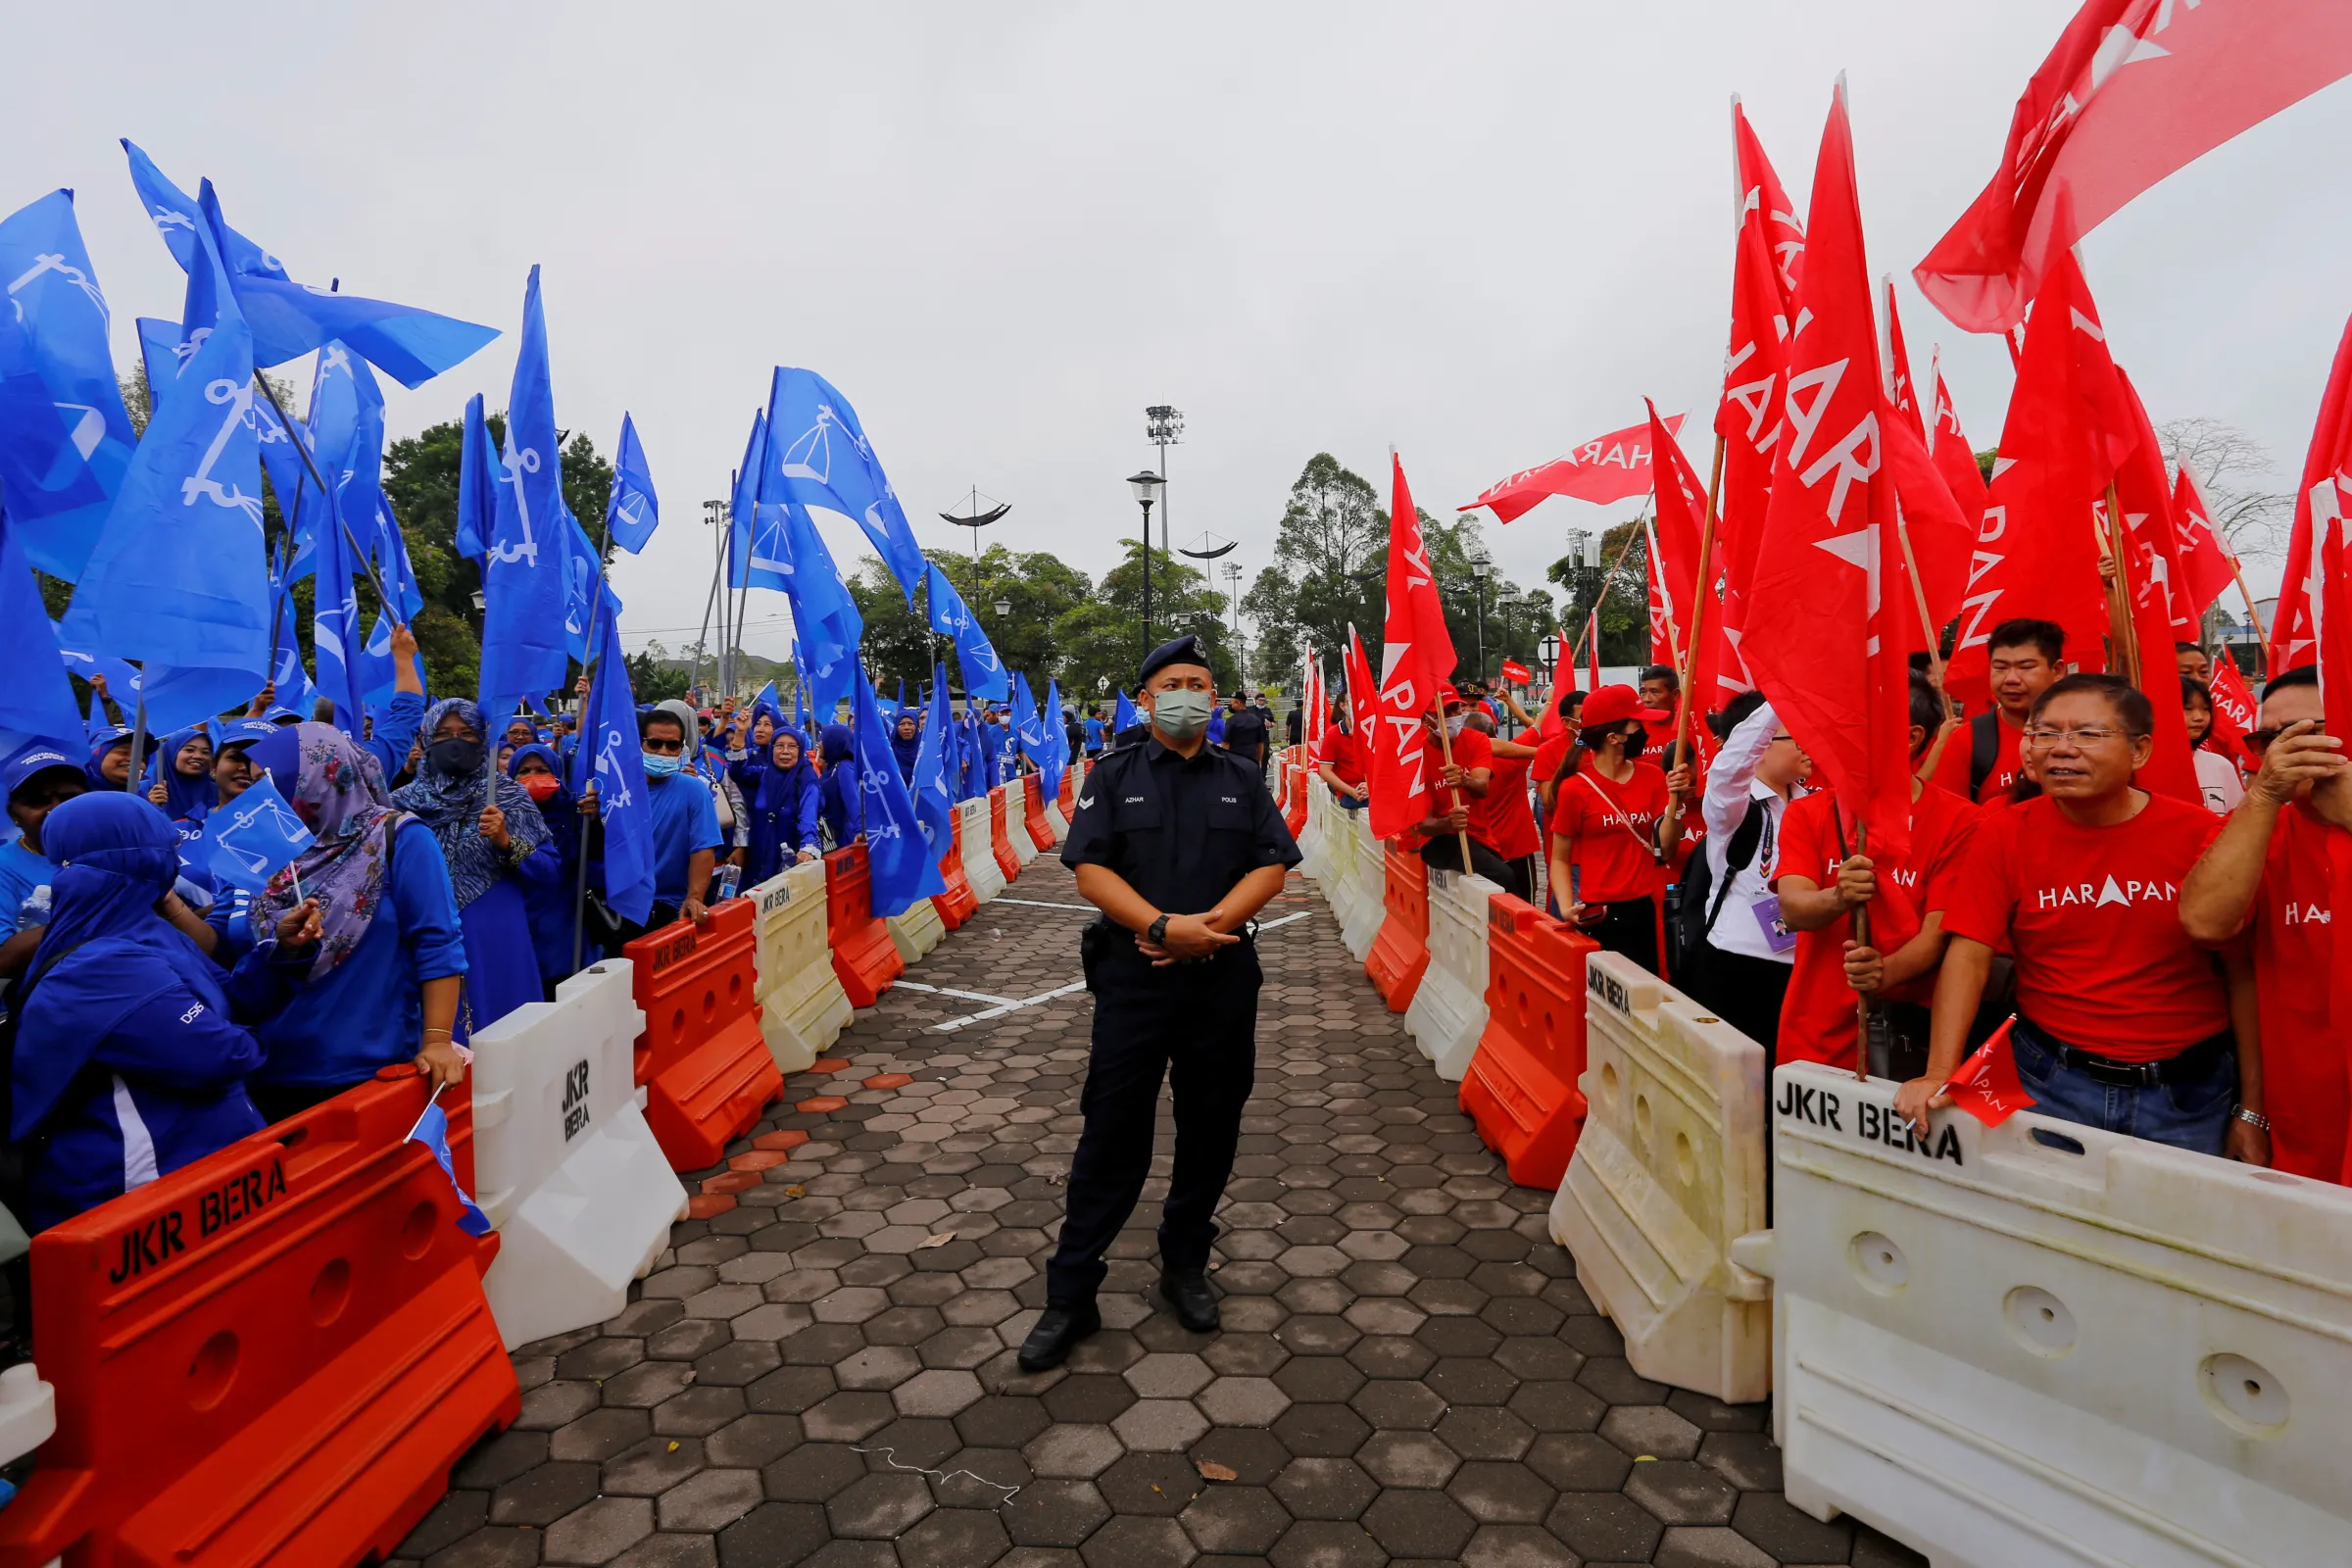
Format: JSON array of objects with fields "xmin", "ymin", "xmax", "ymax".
[
  {"xmin": 1147, "ymin": 914, "xmax": 1171, "ymax": 946},
  {"xmin": 2232, "ymin": 1105, "xmax": 2271, "ymax": 1132}
]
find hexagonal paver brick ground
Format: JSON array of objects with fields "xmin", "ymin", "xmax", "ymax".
[{"xmin": 395, "ymin": 856, "xmax": 1927, "ymax": 1567}]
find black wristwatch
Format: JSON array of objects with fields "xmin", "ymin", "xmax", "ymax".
[{"xmin": 1146, "ymin": 914, "xmax": 1171, "ymax": 946}]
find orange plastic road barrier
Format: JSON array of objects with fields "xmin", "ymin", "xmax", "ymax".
[
  {"xmin": 933, "ymin": 811, "xmax": 977, "ymax": 930},
  {"xmin": 0, "ymin": 1070, "xmax": 517, "ymax": 1568},
  {"xmin": 1363, "ymin": 839, "xmax": 1429, "ymax": 1012},
  {"xmin": 1459, "ymin": 893, "xmax": 1599, "ymax": 1189},
  {"xmin": 1057, "ymin": 767, "xmax": 1076, "ymax": 815},
  {"xmin": 1023, "ymin": 774, "xmax": 1056, "ymax": 851},
  {"xmin": 824, "ymin": 844, "xmax": 906, "ymax": 1007},
  {"xmin": 1283, "ymin": 762, "xmax": 1310, "ymax": 838},
  {"xmin": 988, "ymin": 787, "xmax": 1020, "ymax": 881},
  {"xmin": 623, "ymin": 899, "xmax": 785, "ymax": 1171}
]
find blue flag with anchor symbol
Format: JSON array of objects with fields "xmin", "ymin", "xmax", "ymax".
[
  {"xmin": 778, "ymin": 499, "xmax": 863, "ymax": 723},
  {"xmin": 1040, "ymin": 677, "xmax": 1069, "ymax": 807},
  {"xmin": 479, "ymin": 267, "xmax": 571, "ymax": 707},
  {"xmin": 455, "ymin": 392, "xmax": 499, "ymax": 564},
  {"xmin": 909, "ymin": 664, "xmax": 958, "ymax": 867},
  {"xmin": 122, "ymin": 140, "xmax": 495, "ymax": 391},
  {"xmin": 1011, "ymin": 673, "xmax": 1050, "ymax": 766},
  {"xmin": 760, "ymin": 368, "xmax": 927, "ymax": 605},
  {"xmin": 924, "ymin": 564, "xmax": 1010, "ymax": 702},
  {"xmin": 201, "ymin": 772, "xmax": 315, "ymax": 894},
  {"xmin": 730, "ymin": 409, "xmax": 783, "ymax": 591},
  {"xmin": 62, "ymin": 179, "xmax": 270, "ymax": 733},
  {"xmin": 0, "ymin": 188, "xmax": 138, "ymax": 582},
  {"xmin": 0, "ymin": 508, "xmax": 85, "ymax": 752},
  {"xmin": 310, "ymin": 479, "xmax": 368, "ymax": 732},
  {"xmin": 607, "ymin": 413, "xmax": 660, "ymax": 554},
  {"xmin": 572, "ymin": 608, "xmax": 655, "ymax": 923},
  {"xmin": 848, "ymin": 657, "xmax": 944, "ymax": 916}
]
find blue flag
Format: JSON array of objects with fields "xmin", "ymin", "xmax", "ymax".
[
  {"xmin": 406, "ymin": 1100, "xmax": 493, "ymax": 1238},
  {"xmin": 311, "ymin": 487, "xmax": 368, "ymax": 732},
  {"xmin": 251, "ymin": 394, "xmax": 317, "ymax": 572},
  {"xmin": 0, "ymin": 190, "xmax": 137, "ymax": 581},
  {"xmin": 455, "ymin": 392, "xmax": 498, "ymax": 563},
  {"xmin": 479, "ymin": 267, "xmax": 572, "ymax": 707},
  {"xmin": 760, "ymin": 368, "xmax": 927, "ymax": 604},
  {"xmin": 924, "ymin": 564, "xmax": 1010, "ymax": 702},
  {"xmin": 133, "ymin": 317, "xmax": 181, "ymax": 410},
  {"xmin": 572, "ymin": 610, "xmax": 655, "ymax": 923},
  {"xmin": 0, "ymin": 510, "xmax": 85, "ymax": 749},
  {"xmin": 752, "ymin": 680, "xmax": 779, "ymax": 717},
  {"xmin": 779, "ymin": 501, "xmax": 863, "ymax": 721},
  {"xmin": 729, "ymin": 410, "xmax": 782, "ymax": 590},
  {"xmin": 909, "ymin": 663, "xmax": 957, "ymax": 865},
  {"xmin": 1011, "ymin": 674, "xmax": 1048, "ymax": 765},
  {"xmin": 849, "ymin": 658, "xmax": 945, "ymax": 916},
  {"xmin": 53, "ymin": 626, "xmax": 139, "ymax": 714},
  {"xmin": 202, "ymin": 772, "xmax": 315, "ymax": 893},
  {"xmin": 1114, "ymin": 689, "xmax": 1139, "ymax": 734},
  {"xmin": 122, "ymin": 141, "xmax": 495, "ymax": 390},
  {"xmin": 63, "ymin": 180, "xmax": 270, "ymax": 731},
  {"xmin": 267, "ymin": 582, "xmax": 316, "ymax": 716},
  {"xmin": 1040, "ymin": 678, "xmax": 1069, "ymax": 806},
  {"xmin": 607, "ymin": 413, "xmax": 659, "ymax": 554}
]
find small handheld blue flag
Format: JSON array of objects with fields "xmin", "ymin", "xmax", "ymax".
[
  {"xmin": 455, "ymin": 392, "xmax": 498, "ymax": 563},
  {"xmin": 407, "ymin": 1097, "xmax": 493, "ymax": 1238},
  {"xmin": 925, "ymin": 564, "xmax": 1009, "ymax": 701},
  {"xmin": 0, "ymin": 512, "xmax": 87, "ymax": 749},
  {"xmin": 203, "ymin": 772, "xmax": 315, "ymax": 894},
  {"xmin": 1114, "ymin": 689, "xmax": 1139, "ymax": 734},
  {"xmin": 607, "ymin": 413, "xmax": 660, "ymax": 554}
]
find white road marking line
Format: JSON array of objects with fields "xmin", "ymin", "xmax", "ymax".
[
  {"xmin": 1256, "ymin": 910, "xmax": 1309, "ymax": 931},
  {"xmin": 892, "ymin": 979, "xmax": 1020, "ymax": 1005},
  {"xmin": 990, "ymin": 898, "xmax": 1095, "ymax": 911},
  {"xmin": 935, "ymin": 979, "xmax": 1090, "ymax": 1032}
]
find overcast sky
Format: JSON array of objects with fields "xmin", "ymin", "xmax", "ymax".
[{"xmin": 10, "ymin": 2, "xmax": 2345, "ymax": 663}]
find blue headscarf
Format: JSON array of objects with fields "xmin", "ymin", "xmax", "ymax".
[
  {"xmin": 748, "ymin": 729, "xmax": 815, "ymax": 816},
  {"xmin": 82, "ymin": 726, "xmax": 150, "ymax": 791},
  {"xmin": 390, "ymin": 698, "xmax": 549, "ymax": 910},
  {"xmin": 148, "ymin": 723, "xmax": 218, "ymax": 821},
  {"xmin": 506, "ymin": 742, "xmax": 580, "ymax": 865},
  {"xmin": 889, "ymin": 709, "xmax": 923, "ymax": 783},
  {"xmin": 14, "ymin": 794, "xmax": 226, "ymax": 1140},
  {"xmin": 819, "ymin": 723, "xmax": 856, "ymax": 771}
]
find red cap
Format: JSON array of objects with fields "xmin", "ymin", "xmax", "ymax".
[
  {"xmin": 1579, "ymin": 684, "xmax": 1668, "ymax": 727},
  {"xmin": 1436, "ymin": 683, "xmax": 1464, "ymax": 710}
]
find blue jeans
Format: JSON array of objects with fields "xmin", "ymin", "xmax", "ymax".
[{"xmin": 2011, "ymin": 1021, "xmax": 2236, "ymax": 1157}]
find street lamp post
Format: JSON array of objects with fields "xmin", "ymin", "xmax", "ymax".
[
  {"xmin": 1222, "ymin": 561, "xmax": 1245, "ymax": 686},
  {"xmin": 1146, "ymin": 406, "xmax": 1184, "ymax": 558},
  {"xmin": 1128, "ymin": 470, "xmax": 1164, "ymax": 660},
  {"xmin": 1469, "ymin": 545, "xmax": 1493, "ymax": 684}
]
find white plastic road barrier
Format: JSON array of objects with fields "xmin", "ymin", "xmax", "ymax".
[
  {"xmin": 1310, "ymin": 782, "xmax": 1351, "ymax": 927},
  {"xmin": 1297, "ymin": 767, "xmax": 1327, "ymax": 882},
  {"xmin": 1341, "ymin": 809, "xmax": 1387, "ymax": 962},
  {"xmin": 886, "ymin": 897, "xmax": 946, "ymax": 964},
  {"xmin": 1404, "ymin": 867, "xmax": 1499, "ymax": 1083},
  {"xmin": 0, "ymin": 1362, "xmax": 54, "ymax": 1470},
  {"xmin": 1747, "ymin": 1062, "xmax": 2352, "ymax": 1568},
  {"xmin": 1548, "ymin": 953, "xmax": 1771, "ymax": 1403},
  {"xmin": 960, "ymin": 796, "xmax": 1006, "ymax": 905},
  {"xmin": 1003, "ymin": 784, "xmax": 1038, "ymax": 864},
  {"xmin": 473, "ymin": 959, "xmax": 689, "ymax": 1351},
  {"xmin": 752, "ymin": 859, "xmax": 852, "ymax": 1073}
]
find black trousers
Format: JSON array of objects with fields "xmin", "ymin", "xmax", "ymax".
[
  {"xmin": 1583, "ymin": 897, "xmax": 1661, "ymax": 975},
  {"xmin": 1045, "ymin": 950, "xmax": 1260, "ymax": 1305},
  {"xmin": 1417, "ymin": 833, "xmax": 1516, "ymax": 887},
  {"xmin": 1689, "ymin": 943, "xmax": 1791, "ymax": 1062}
]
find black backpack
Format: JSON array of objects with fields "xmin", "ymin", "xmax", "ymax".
[
  {"xmin": 1967, "ymin": 710, "xmax": 2003, "ymax": 800},
  {"xmin": 1670, "ymin": 802, "xmax": 1770, "ymax": 974}
]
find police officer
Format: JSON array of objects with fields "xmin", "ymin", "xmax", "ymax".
[{"xmin": 1020, "ymin": 635, "xmax": 1301, "ymax": 1370}]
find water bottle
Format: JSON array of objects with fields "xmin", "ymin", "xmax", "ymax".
[{"xmin": 714, "ymin": 863, "xmax": 742, "ymax": 903}]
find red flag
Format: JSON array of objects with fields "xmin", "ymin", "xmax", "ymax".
[
  {"xmin": 1928, "ymin": 357, "xmax": 1991, "ymax": 521},
  {"xmin": 1916, "ymin": 0, "xmax": 2352, "ymax": 332},
  {"xmin": 1742, "ymin": 81, "xmax": 1913, "ymax": 866},
  {"xmin": 1368, "ymin": 455, "xmax": 1457, "ymax": 840},
  {"xmin": 2209, "ymin": 658, "xmax": 2256, "ymax": 759},
  {"xmin": 1883, "ymin": 414, "xmax": 1975, "ymax": 657},
  {"xmin": 1344, "ymin": 624, "xmax": 1377, "ymax": 740},
  {"xmin": 1465, "ymin": 414, "xmax": 1686, "ymax": 521},
  {"xmin": 1587, "ymin": 612, "xmax": 1600, "ymax": 693},
  {"xmin": 1943, "ymin": 245, "xmax": 2133, "ymax": 695},
  {"xmin": 1882, "ymin": 276, "xmax": 1927, "ymax": 444},
  {"xmin": 1538, "ymin": 632, "xmax": 1572, "ymax": 738},
  {"xmin": 1941, "ymin": 1017, "xmax": 2035, "ymax": 1126},
  {"xmin": 2168, "ymin": 465, "xmax": 2237, "ymax": 623},
  {"xmin": 1645, "ymin": 399, "xmax": 1709, "ymax": 674},
  {"xmin": 2270, "ymin": 313, "xmax": 2352, "ymax": 674},
  {"xmin": 1713, "ymin": 102, "xmax": 1805, "ymax": 709},
  {"xmin": 1643, "ymin": 531, "xmax": 1675, "ymax": 667},
  {"xmin": 2111, "ymin": 368, "xmax": 2202, "ymax": 806},
  {"xmin": 1499, "ymin": 657, "xmax": 1532, "ymax": 685}
]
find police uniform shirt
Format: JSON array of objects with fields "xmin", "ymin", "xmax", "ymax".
[
  {"xmin": 1061, "ymin": 737, "xmax": 1300, "ymax": 923},
  {"xmin": 1221, "ymin": 706, "xmax": 1269, "ymax": 760}
]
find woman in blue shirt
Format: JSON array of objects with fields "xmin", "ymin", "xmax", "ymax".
[
  {"xmin": 9, "ymin": 794, "xmax": 321, "ymax": 1232},
  {"xmin": 391, "ymin": 699, "xmax": 550, "ymax": 1037},
  {"xmin": 506, "ymin": 743, "xmax": 594, "ymax": 993},
  {"xmin": 890, "ymin": 712, "xmax": 923, "ymax": 785},
  {"xmin": 242, "ymin": 724, "xmax": 468, "ymax": 1122},
  {"xmin": 816, "ymin": 722, "xmax": 860, "ymax": 849},
  {"xmin": 731, "ymin": 729, "xmax": 822, "ymax": 885}
]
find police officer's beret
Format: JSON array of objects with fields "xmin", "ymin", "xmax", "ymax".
[{"xmin": 1137, "ymin": 634, "xmax": 1214, "ymax": 687}]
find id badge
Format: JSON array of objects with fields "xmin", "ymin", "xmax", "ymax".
[{"xmin": 1749, "ymin": 894, "xmax": 1798, "ymax": 955}]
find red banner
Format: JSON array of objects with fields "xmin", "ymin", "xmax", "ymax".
[{"xmin": 1464, "ymin": 413, "xmax": 1687, "ymax": 522}]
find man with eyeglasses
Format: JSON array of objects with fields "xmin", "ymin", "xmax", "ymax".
[
  {"xmin": 590, "ymin": 708, "xmax": 721, "ymax": 945},
  {"xmin": 2181, "ymin": 665, "xmax": 2352, "ymax": 1181},
  {"xmin": 1932, "ymin": 618, "xmax": 2068, "ymax": 804},
  {"xmin": 1896, "ymin": 674, "xmax": 2265, "ymax": 1162}
]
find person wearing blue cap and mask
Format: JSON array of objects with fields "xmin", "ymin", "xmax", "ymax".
[
  {"xmin": 8, "ymin": 793, "xmax": 324, "ymax": 1232},
  {"xmin": 0, "ymin": 748, "xmax": 89, "ymax": 978},
  {"xmin": 1021, "ymin": 634, "xmax": 1301, "ymax": 1371}
]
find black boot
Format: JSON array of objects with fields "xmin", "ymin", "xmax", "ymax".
[
  {"xmin": 1158, "ymin": 1270, "xmax": 1220, "ymax": 1333},
  {"xmin": 1017, "ymin": 1301, "xmax": 1102, "ymax": 1371}
]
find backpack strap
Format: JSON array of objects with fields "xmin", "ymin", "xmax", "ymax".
[
  {"xmin": 1701, "ymin": 800, "xmax": 1772, "ymax": 939},
  {"xmin": 1968, "ymin": 710, "xmax": 2003, "ymax": 800}
]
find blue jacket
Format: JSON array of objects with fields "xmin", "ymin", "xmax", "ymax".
[
  {"xmin": 362, "ymin": 690, "xmax": 426, "ymax": 787},
  {"xmin": 730, "ymin": 757, "xmax": 821, "ymax": 886}
]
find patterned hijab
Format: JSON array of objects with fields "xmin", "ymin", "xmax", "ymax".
[
  {"xmin": 390, "ymin": 697, "xmax": 549, "ymax": 910},
  {"xmin": 248, "ymin": 722, "xmax": 406, "ymax": 979}
]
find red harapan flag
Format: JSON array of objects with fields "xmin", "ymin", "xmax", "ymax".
[
  {"xmin": 1344, "ymin": 624, "xmax": 1377, "ymax": 740},
  {"xmin": 1499, "ymin": 658, "xmax": 1532, "ymax": 685},
  {"xmin": 1464, "ymin": 413, "xmax": 1686, "ymax": 522},
  {"xmin": 1741, "ymin": 81, "xmax": 1914, "ymax": 865},
  {"xmin": 1368, "ymin": 455, "xmax": 1458, "ymax": 841},
  {"xmin": 2112, "ymin": 368, "xmax": 2203, "ymax": 806},
  {"xmin": 1916, "ymin": 0, "xmax": 2352, "ymax": 333},
  {"xmin": 2271, "ymin": 313, "xmax": 2352, "ymax": 676},
  {"xmin": 2167, "ymin": 464, "xmax": 2238, "ymax": 623},
  {"xmin": 1942, "ymin": 1018, "xmax": 2035, "ymax": 1126}
]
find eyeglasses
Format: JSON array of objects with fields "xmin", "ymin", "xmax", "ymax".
[
  {"xmin": 641, "ymin": 736, "xmax": 685, "ymax": 755},
  {"xmin": 2024, "ymin": 725, "xmax": 2132, "ymax": 749}
]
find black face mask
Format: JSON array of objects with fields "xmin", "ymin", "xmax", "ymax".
[
  {"xmin": 427, "ymin": 737, "xmax": 485, "ymax": 778},
  {"xmin": 1621, "ymin": 725, "xmax": 1649, "ymax": 760}
]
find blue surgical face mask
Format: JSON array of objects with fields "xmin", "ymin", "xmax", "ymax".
[{"xmin": 641, "ymin": 751, "xmax": 683, "ymax": 779}]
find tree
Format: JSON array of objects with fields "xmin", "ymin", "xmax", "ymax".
[
  {"xmin": 1242, "ymin": 455, "xmax": 1388, "ymax": 687},
  {"xmin": 625, "ymin": 646, "xmax": 689, "ymax": 704},
  {"xmin": 1546, "ymin": 514, "xmax": 1652, "ymax": 666},
  {"xmin": 2157, "ymin": 416, "xmax": 2290, "ymax": 564},
  {"xmin": 845, "ymin": 544, "xmax": 1095, "ymax": 697},
  {"xmin": 1057, "ymin": 539, "xmax": 1237, "ymax": 699},
  {"xmin": 1414, "ymin": 511, "xmax": 1556, "ymax": 685}
]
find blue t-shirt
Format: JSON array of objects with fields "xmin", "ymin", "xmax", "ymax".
[
  {"xmin": 1084, "ymin": 717, "xmax": 1105, "ymax": 752},
  {"xmin": 0, "ymin": 839, "xmax": 55, "ymax": 932},
  {"xmin": 250, "ymin": 821, "xmax": 467, "ymax": 1090},
  {"xmin": 644, "ymin": 772, "xmax": 725, "ymax": 904}
]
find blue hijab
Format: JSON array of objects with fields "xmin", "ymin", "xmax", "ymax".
[
  {"xmin": 389, "ymin": 698, "xmax": 550, "ymax": 910},
  {"xmin": 889, "ymin": 710, "xmax": 923, "ymax": 783},
  {"xmin": 506, "ymin": 743, "xmax": 580, "ymax": 865},
  {"xmin": 14, "ymin": 794, "xmax": 226, "ymax": 1140},
  {"xmin": 149, "ymin": 723, "xmax": 218, "ymax": 820},
  {"xmin": 82, "ymin": 727, "xmax": 150, "ymax": 791}
]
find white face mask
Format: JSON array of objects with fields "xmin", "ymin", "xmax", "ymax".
[
  {"xmin": 1149, "ymin": 688, "xmax": 1215, "ymax": 741},
  {"xmin": 1445, "ymin": 713, "xmax": 1468, "ymax": 738}
]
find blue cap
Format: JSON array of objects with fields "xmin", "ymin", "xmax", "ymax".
[
  {"xmin": 4, "ymin": 745, "xmax": 84, "ymax": 801},
  {"xmin": 216, "ymin": 718, "xmax": 279, "ymax": 749},
  {"xmin": 1138, "ymin": 634, "xmax": 1213, "ymax": 687}
]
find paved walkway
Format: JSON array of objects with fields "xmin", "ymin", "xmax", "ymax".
[{"xmin": 395, "ymin": 857, "xmax": 1925, "ymax": 1568}]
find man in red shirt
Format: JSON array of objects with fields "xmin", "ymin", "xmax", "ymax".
[
  {"xmin": 1775, "ymin": 673, "xmax": 1981, "ymax": 1077},
  {"xmin": 1932, "ymin": 618, "xmax": 2066, "ymax": 804},
  {"xmin": 2180, "ymin": 665, "xmax": 2352, "ymax": 1181},
  {"xmin": 1531, "ymin": 689, "xmax": 1586, "ymax": 820},
  {"xmin": 1411, "ymin": 688, "xmax": 1515, "ymax": 886},
  {"xmin": 1463, "ymin": 710, "xmax": 1542, "ymax": 902},
  {"xmin": 1313, "ymin": 704, "xmax": 1367, "ymax": 809},
  {"xmin": 1547, "ymin": 685, "xmax": 1688, "ymax": 975},
  {"xmin": 1897, "ymin": 674, "xmax": 2264, "ymax": 1161}
]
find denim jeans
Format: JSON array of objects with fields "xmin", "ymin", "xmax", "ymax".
[{"xmin": 2011, "ymin": 1020, "xmax": 2236, "ymax": 1157}]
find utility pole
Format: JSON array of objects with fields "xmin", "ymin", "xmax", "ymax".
[{"xmin": 1146, "ymin": 405, "xmax": 1184, "ymax": 559}]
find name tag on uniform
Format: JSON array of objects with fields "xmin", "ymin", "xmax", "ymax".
[
  {"xmin": 1749, "ymin": 895, "xmax": 1798, "ymax": 955},
  {"xmin": 1124, "ymin": 796, "xmax": 1144, "ymax": 804}
]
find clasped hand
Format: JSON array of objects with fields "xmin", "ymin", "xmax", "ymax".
[{"xmin": 1136, "ymin": 909, "xmax": 1241, "ymax": 967}]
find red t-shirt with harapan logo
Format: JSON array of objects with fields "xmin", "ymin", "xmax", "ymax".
[
  {"xmin": 1314, "ymin": 725, "xmax": 1365, "ymax": 788},
  {"xmin": 2248, "ymin": 806, "xmax": 2348, "ymax": 1180},
  {"xmin": 1470, "ymin": 751, "xmax": 1543, "ymax": 861},
  {"xmin": 1549, "ymin": 761, "xmax": 1668, "ymax": 905},
  {"xmin": 1942, "ymin": 793, "xmax": 2228, "ymax": 1062},
  {"xmin": 1770, "ymin": 783, "xmax": 1981, "ymax": 1069}
]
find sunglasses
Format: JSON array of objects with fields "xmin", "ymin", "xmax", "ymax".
[{"xmin": 641, "ymin": 736, "xmax": 686, "ymax": 755}]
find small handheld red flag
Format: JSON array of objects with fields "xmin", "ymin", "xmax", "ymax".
[
  {"xmin": 1941, "ymin": 1017, "xmax": 2036, "ymax": 1127},
  {"xmin": 1499, "ymin": 658, "xmax": 1532, "ymax": 685}
]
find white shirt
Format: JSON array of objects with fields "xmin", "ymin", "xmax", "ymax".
[
  {"xmin": 1699, "ymin": 701, "xmax": 1795, "ymax": 965},
  {"xmin": 2194, "ymin": 748, "xmax": 2243, "ymax": 815}
]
